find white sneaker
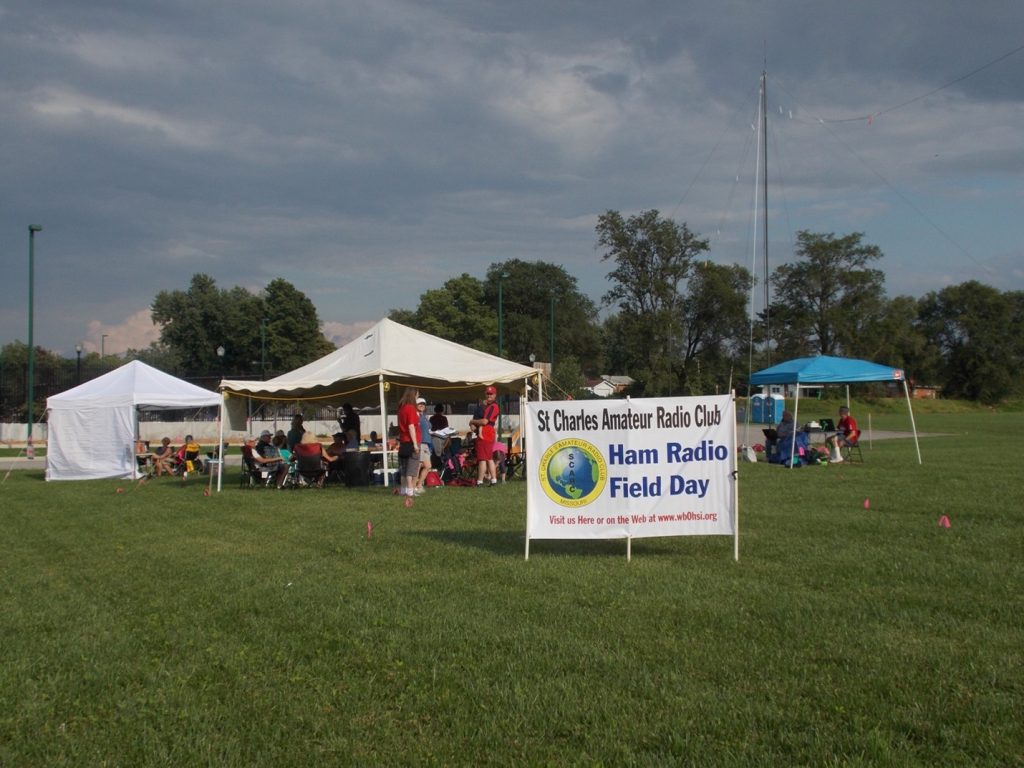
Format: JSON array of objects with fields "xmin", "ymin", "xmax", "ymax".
[{"xmin": 414, "ymin": 487, "xmax": 425, "ymax": 496}]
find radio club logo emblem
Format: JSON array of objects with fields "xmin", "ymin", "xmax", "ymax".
[{"xmin": 538, "ymin": 438, "xmax": 607, "ymax": 507}]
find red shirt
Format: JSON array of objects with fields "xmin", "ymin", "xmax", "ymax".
[
  {"xmin": 398, "ymin": 403, "xmax": 418, "ymax": 444},
  {"xmin": 839, "ymin": 414, "xmax": 860, "ymax": 442},
  {"xmin": 480, "ymin": 402, "xmax": 499, "ymax": 442},
  {"xmin": 293, "ymin": 442, "xmax": 322, "ymax": 459}
]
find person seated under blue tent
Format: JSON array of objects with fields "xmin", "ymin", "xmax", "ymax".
[{"xmin": 765, "ymin": 410, "xmax": 810, "ymax": 466}]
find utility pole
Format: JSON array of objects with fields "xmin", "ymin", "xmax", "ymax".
[{"xmin": 26, "ymin": 225, "xmax": 41, "ymax": 459}]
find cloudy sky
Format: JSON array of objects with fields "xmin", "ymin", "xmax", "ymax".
[{"xmin": 2, "ymin": 0, "xmax": 1021, "ymax": 358}]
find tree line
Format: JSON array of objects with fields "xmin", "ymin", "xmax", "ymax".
[
  {"xmin": 2, "ymin": 209, "xmax": 1021, "ymax": 420},
  {"xmin": 391, "ymin": 211, "xmax": 1022, "ymax": 403}
]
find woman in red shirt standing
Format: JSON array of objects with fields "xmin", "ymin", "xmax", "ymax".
[{"xmin": 396, "ymin": 387, "xmax": 421, "ymax": 505}]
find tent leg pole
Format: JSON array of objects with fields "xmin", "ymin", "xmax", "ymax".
[
  {"xmin": 133, "ymin": 409, "xmax": 141, "ymax": 480},
  {"xmin": 733, "ymin": 389, "xmax": 740, "ymax": 561},
  {"xmin": 743, "ymin": 382, "xmax": 752, "ymax": 449},
  {"xmin": 904, "ymin": 379, "xmax": 922, "ymax": 465},
  {"xmin": 216, "ymin": 393, "xmax": 225, "ymax": 492},
  {"xmin": 379, "ymin": 375, "xmax": 389, "ymax": 487},
  {"xmin": 790, "ymin": 387, "xmax": 800, "ymax": 468}
]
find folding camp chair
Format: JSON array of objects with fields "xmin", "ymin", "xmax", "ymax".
[
  {"xmin": 292, "ymin": 449, "xmax": 327, "ymax": 488},
  {"xmin": 504, "ymin": 426, "xmax": 525, "ymax": 480},
  {"xmin": 240, "ymin": 445, "xmax": 274, "ymax": 488},
  {"xmin": 841, "ymin": 438, "xmax": 864, "ymax": 463},
  {"xmin": 324, "ymin": 455, "xmax": 346, "ymax": 486},
  {"xmin": 439, "ymin": 450, "xmax": 464, "ymax": 485},
  {"xmin": 174, "ymin": 445, "xmax": 204, "ymax": 479},
  {"xmin": 135, "ymin": 441, "xmax": 155, "ymax": 479}
]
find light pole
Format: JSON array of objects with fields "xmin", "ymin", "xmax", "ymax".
[
  {"xmin": 549, "ymin": 294, "xmax": 555, "ymax": 369},
  {"xmin": 216, "ymin": 345, "xmax": 225, "ymax": 382},
  {"xmin": 26, "ymin": 225, "xmax": 41, "ymax": 460},
  {"xmin": 75, "ymin": 343, "xmax": 82, "ymax": 385},
  {"xmin": 497, "ymin": 272, "xmax": 509, "ymax": 359},
  {"xmin": 497, "ymin": 272, "xmax": 508, "ymax": 439},
  {"xmin": 101, "ymin": 334, "xmax": 108, "ymax": 358},
  {"xmin": 260, "ymin": 318, "xmax": 268, "ymax": 380}
]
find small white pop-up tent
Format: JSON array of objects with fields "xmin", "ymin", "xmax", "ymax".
[{"xmin": 46, "ymin": 360, "xmax": 221, "ymax": 481}]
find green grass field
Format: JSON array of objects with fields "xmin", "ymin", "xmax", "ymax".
[{"xmin": 1, "ymin": 412, "xmax": 1021, "ymax": 766}]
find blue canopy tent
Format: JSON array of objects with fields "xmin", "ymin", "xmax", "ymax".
[{"xmin": 750, "ymin": 355, "xmax": 921, "ymax": 466}]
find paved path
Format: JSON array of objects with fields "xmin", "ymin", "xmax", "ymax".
[
  {"xmin": 1, "ymin": 454, "xmax": 244, "ymax": 473},
  {"xmin": 735, "ymin": 423, "xmax": 936, "ymax": 447}
]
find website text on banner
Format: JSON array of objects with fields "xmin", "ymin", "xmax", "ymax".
[{"xmin": 526, "ymin": 395, "xmax": 736, "ymax": 540}]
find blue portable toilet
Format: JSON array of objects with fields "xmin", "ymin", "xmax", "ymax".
[
  {"xmin": 752, "ymin": 393, "xmax": 784, "ymax": 424},
  {"xmin": 751, "ymin": 394, "xmax": 766, "ymax": 423},
  {"xmin": 765, "ymin": 394, "xmax": 785, "ymax": 424}
]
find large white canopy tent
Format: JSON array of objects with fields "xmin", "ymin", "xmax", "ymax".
[
  {"xmin": 749, "ymin": 355, "xmax": 922, "ymax": 467},
  {"xmin": 45, "ymin": 360, "xmax": 221, "ymax": 481},
  {"xmin": 217, "ymin": 318, "xmax": 543, "ymax": 490}
]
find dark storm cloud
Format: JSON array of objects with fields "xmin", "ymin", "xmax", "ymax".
[{"xmin": 0, "ymin": 0, "xmax": 1020, "ymax": 354}]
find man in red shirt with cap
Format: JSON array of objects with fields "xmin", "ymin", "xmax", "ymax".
[{"xmin": 470, "ymin": 385, "xmax": 500, "ymax": 486}]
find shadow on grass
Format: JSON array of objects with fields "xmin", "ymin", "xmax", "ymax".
[
  {"xmin": 408, "ymin": 528, "xmax": 690, "ymax": 558},
  {"xmin": 6, "ymin": 469, "xmax": 47, "ymax": 482}
]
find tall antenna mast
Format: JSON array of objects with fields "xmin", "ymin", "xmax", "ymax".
[{"xmin": 761, "ymin": 69, "xmax": 770, "ymax": 365}]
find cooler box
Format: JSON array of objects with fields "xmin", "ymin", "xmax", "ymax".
[
  {"xmin": 372, "ymin": 469, "xmax": 400, "ymax": 486},
  {"xmin": 342, "ymin": 452, "xmax": 371, "ymax": 486}
]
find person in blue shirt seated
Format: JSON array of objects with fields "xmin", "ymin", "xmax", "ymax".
[{"xmin": 767, "ymin": 410, "xmax": 809, "ymax": 465}]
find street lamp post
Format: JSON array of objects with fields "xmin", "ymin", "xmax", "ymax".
[
  {"xmin": 101, "ymin": 334, "xmax": 108, "ymax": 358},
  {"xmin": 75, "ymin": 344, "xmax": 82, "ymax": 385},
  {"xmin": 26, "ymin": 225, "xmax": 41, "ymax": 460},
  {"xmin": 260, "ymin": 318, "xmax": 268, "ymax": 380},
  {"xmin": 216, "ymin": 345, "xmax": 225, "ymax": 381},
  {"xmin": 497, "ymin": 273, "xmax": 509, "ymax": 359},
  {"xmin": 549, "ymin": 294, "xmax": 555, "ymax": 369},
  {"xmin": 497, "ymin": 272, "xmax": 509, "ymax": 440}
]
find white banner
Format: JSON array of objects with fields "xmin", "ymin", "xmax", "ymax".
[{"xmin": 526, "ymin": 395, "xmax": 736, "ymax": 541}]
